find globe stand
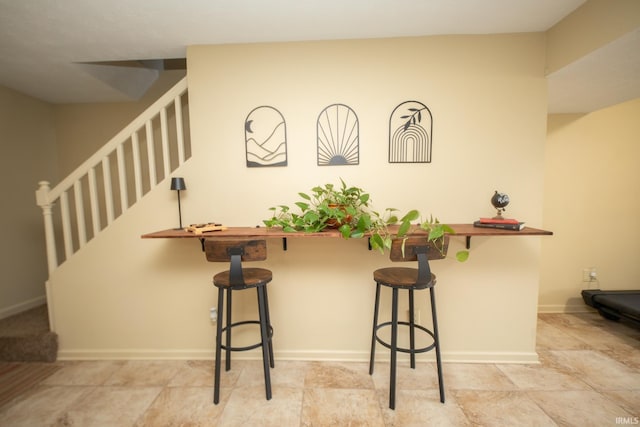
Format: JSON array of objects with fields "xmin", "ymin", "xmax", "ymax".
[{"xmin": 493, "ymin": 208, "xmax": 506, "ymax": 220}]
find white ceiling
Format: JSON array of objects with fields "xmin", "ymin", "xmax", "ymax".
[{"xmin": 1, "ymin": 0, "xmax": 638, "ymax": 112}]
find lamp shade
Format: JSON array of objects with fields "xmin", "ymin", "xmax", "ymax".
[{"xmin": 170, "ymin": 177, "xmax": 186, "ymax": 191}]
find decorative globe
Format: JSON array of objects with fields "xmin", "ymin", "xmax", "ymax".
[{"xmin": 491, "ymin": 191, "xmax": 509, "ymax": 218}]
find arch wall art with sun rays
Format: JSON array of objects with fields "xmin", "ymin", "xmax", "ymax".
[
  {"xmin": 389, "ymin": 101, "xmax": 433, "ymax": 163},
  {"xmin": 317, "ymin": 103, "xmax": 359, "ymax": 166},
  {"xmin": 245, "ymin": 106, "xmax": 288, "ymax": 167}
]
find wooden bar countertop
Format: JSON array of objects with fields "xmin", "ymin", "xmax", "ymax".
[{"xmin": 141, "ymin": 224, "xmax": 553, "ymax": 240}]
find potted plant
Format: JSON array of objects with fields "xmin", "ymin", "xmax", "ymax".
[{"xmin": 263, "ymin": 179, "xmax": 468, "ymax": 261}]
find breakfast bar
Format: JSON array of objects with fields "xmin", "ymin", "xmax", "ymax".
[
  {"xmin": 141, "ymin": 224, "xmax": 552, "ymax": 248},
  {"xmin": 139, "ymin": 223, "xmax": 553, "ymax": 364}
]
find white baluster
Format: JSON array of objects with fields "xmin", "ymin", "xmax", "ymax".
[
  {"xmin": 160, "ymin": 107, "xmax": 170, "ymax": 178},
  {"xmin": 73, "ymin": 180, "xmax": 87, "ymax": 247},
  {"xmin": 116, "ymin": 144, "xmax": 128, "ymax": 211},
  {"xmin": 132, "ymin": 132, "xmax": 143, "ymax": 201},
  {"xmin": 175, "ymin": 96, "xmax": 185, "ymax": 165},
  {"xmin": 102, "ymin": 156, "xmax": 114, "ymax": 224},
  {"xmin": 59, "ymin": 191, "xmax": 73, "ymax": 260},
  {"xmin": 146, "ymin": 120, "xmax": 157, "ymax": 187},
  {"xmin": 88, "ymin": 167, "xmax": 100, "ymax": 236}
]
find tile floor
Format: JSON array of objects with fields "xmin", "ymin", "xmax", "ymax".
[{"xmin": 0, "ymin": 312, "xmax": 639, "ymax": 426}]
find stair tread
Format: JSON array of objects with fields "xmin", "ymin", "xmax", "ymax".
[
  {"xmin": 0, "ymin": 305, "xmax": 50, "ymax": 337},
  {"xmin": 0, "ymin": 305, "xmax": 57, "ymax": 362}
]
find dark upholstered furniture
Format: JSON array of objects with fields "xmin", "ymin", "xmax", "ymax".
[{"xmin": 582, "ymin": 289, "xmax": 640, "ymax": 328}]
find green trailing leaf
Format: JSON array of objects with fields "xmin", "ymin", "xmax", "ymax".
[
  {"xmin": 397, "ymin": 220, "xmax": 411, "ymax": 237},
  {"xmin": 428, "ymin": 227, "xmax": 444, "ymax": 241},
  {"xmin": 303, "ymin": 210, "xmax": 319, "ymax": 223},
  {"xmin": 357, "ymin": 215, "xmax": 371, "ymax": 230},
  {"xmin": 401, "ymin": 209, "xmax": 420, "ymax": 222},
  {"xmin": 339, "ymin": 224, "xmax": 352, "ymax": 238},
  {"xmin": 295, "ymin": 201, "xmax": 309, "ymax": 211},
  {"xmin": 441, "ymin": 224, "xmax": 455, "ymax": 234},
  {"xmin": 456, "ymin": 250, "xmax": 469, "ymax": 262},
  {"xmin": 386, "ymin": 215, "xmax": 398, "ymax": 224},
  {"xmin": 383, "ymin": 236, "xmax": 392, "ymax": 250},
  {"xmin": 370, "ymin": 234, "xmax": 385, "ymax": 253}
]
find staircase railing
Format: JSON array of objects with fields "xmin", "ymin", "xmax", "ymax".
[{"xmin": 36, "ymin": 77, "xmax": 189, "ymax": 274}]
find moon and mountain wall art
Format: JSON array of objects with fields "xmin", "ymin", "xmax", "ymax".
[
  {"xmin": 243, "ymin": 100, "xmax": 433, "ymax": 168},
  {"xmin": 245, "ymin": 106, "xmax": 288, "ymax": 167}
]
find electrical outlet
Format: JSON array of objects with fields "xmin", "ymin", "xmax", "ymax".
[
  {"xmin": 582, "ymin": 268, "xmax": 599, "ymax": 289},
  {"xmin": 209, "ymin": 307, "xmax": 217, "ymax": 322},
  {"xmin": 582, "ymin": 268, "xmax": 597, "ymax": 282}
]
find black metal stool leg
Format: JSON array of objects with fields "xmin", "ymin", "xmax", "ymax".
[
  {"xmin": 369, "ymin": 282, "xmax": 381, "ymax": 375},
  {"xmin": 430, "ymin": 287, "xmax": 445, "ymax": 403},
  {"xmin": 263, "ymin": 285, "xmax": 275, "ymax": 368},
  {"xmin": 213, "ymin": 287, "xmax": 224, "ymax": 404},
  {"xmin": 389, "ymin": 288, "xmax": 399, "ymax": 410},
  {"xmin": 257, "ymin": 286, "xmax": 272, "ymax": 400},
  {"xmin": 409, "ymin": 289, "xmax": 416, "ymax": 369},
  {"xmin": 225, "ymin": 288, "xmax": 232, "ymax": 371}
]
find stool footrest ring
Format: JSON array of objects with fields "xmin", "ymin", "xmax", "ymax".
[
  {"xmin": 374, "ymin": 321, "xmax": 436, "ymax": 354},
  {"xmin": 221, "ymin": 320, "xmax": 274, "ymax": 352}
]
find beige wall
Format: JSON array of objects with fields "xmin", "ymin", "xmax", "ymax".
[
  {"xmin": 546, "ymin": 0, "xmax": 640, "ymax": 74},
  {"xmin": 540, "ymin": 98, "xmax": 640, "ymax": 312},
  {"xmin": 0, "ymin": 85, "xmax": 58, "ymax": 317},
  {"xmin": 54, "ymin": 70, "xmax": 186, "ymax": 176},
  {"xmin": 49, "ymin": 34, "xmax": 549, "ymax": 362}
]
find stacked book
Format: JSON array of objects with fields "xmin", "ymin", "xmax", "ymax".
[{"xmin": 473, "ymin": 217, "xmax": 525, "ymax": 231}]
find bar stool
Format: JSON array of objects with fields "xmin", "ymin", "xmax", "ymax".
[
  {"xmin": 369, "ymin": 236, "xmax": 448, "ymax": 410},
  {"xmin": 204, "ymin": 239, "xmax": 274, "ymax": 404}
]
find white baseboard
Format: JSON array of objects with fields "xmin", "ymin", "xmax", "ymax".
[
  {"xmin": 538, "ymin": 304, "xmax": 593, "ymax": 313},
  {"xmin": 57, "ymin": 348, "xmax": 539, "ymax": 364},
  {"xmin": 57, "ymin": 348, "xmax": 216, "ymax": 361},
  {"xmin": 0, "ymin": 295, "xmax": 47, "ymax": 320}
]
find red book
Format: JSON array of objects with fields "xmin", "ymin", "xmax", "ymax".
[{"xmin": 479, "ymin": 217, "xmax": 520, "ymax": 224}]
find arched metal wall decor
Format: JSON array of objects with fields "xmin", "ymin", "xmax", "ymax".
[
  {"xmin": 317, "ymin": 103, "xmax": 359, "ymax": 166},
  {"xmin": 245, "ymin": 106, "xmax": 288, "ymax": 167},
  {"xmin": 388, "ymin": 101, "xmax": 433, "ymax": 163}
]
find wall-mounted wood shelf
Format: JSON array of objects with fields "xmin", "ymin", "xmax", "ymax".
[{"xmin": 142, "ymin": 224, "xmax": 553, "ymax": 250}]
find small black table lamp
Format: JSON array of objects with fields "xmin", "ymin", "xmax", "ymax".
[{"xmin": 170, "ymin": 177, "xmax": 186, "ymax": 229}]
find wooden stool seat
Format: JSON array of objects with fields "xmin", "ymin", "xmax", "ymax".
[
  {"xmin": 373, "ymin": 267, "xmax": 436, "ymax": 289},
  {"xmin": 214, "ymin": 268, "xmax": 272, "ymax": 288}
]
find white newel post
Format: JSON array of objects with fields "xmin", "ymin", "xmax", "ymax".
[{"xmin": 36, "ymin": 181, "xmax": 58, "ymax": 274}]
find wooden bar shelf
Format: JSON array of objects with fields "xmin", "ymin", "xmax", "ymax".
[{"xmin": 142, "ymin": 224, "xmax": 552, "ymax": 250}]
